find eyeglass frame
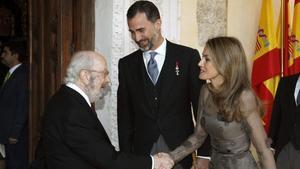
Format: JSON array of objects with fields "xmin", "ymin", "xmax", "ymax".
[{"xmin": 81, "ymin": 69, "xmax": 109, "ymax": 76}]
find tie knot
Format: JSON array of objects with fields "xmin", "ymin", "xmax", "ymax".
[{"xmin": 149, "ymin": 51, "xmax": 157, "ymax": 59}]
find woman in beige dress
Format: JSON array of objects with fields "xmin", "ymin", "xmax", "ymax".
[{"xmin": 168, "ymin": 37, "xmax": 276, "ymax": 169}]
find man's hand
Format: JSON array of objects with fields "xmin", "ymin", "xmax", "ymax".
[
  {"xmin": 8, "ymin": 137, "xmax": 18, "ymax": 144},
  {"xmin": 194, "ymin": 157, "xmax": 209, "ymax": 169},
  {"xmin": 153, "ymin": 152, "xmax": 174, "ymax": 169}
]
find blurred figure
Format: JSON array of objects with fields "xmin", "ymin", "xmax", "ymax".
[
  {"xmin": 0, "ymin": 41, "xmax": 9, "ymax": 86},
  {"xmin": 269, "ymin": 73, "xmax": 300, "ymax": 169},
  {"xmin": 0, "ymin": 62, "xmax": 9, "ymax": 87},
  {"xmin": 0, "ymin": 40, "xmax": 28, "ymax": 169},
  {"xmin": 166, "ymin": 37, "xmax": 276, "ymax": 169},
  {"xmin": 117, "ymin": 1, "xmax": 210, "ymax": 169},
  {"xmin": 35, "ymin": 51, "xmax": 173, "ymax": 169}
]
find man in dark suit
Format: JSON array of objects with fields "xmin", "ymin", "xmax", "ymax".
[
  {"xmin": 117, "ymin": 1, "xmax": 210, "ymax": 169},
  {"xmin": 37, "ymin": 51, "xmax": 173, "ymax": 169},
  {"xmin": 0, "ymin": 62, "xmax": 9, "ymax": 87},
  {"xmin": 0, "ymin": 41, "xmax": 28, "ymax": 169},
  {"xmin": 269, "ymin": 73, "xmax": 300, "ymax": 169}
]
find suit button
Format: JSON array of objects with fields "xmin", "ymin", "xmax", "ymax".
[{"xmin": 154, "ymin": 97, "xmax": 158, "ymax": 100}]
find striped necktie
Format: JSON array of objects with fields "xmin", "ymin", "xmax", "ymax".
[{"xmin": 147, "ymin": 52, "xmax": 158, "ymax": 84}]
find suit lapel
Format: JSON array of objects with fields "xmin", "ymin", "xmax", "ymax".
[
  {"xmin": 64, "ymin": 86, "xmax": 111, "ymax": 141},
  {"xmin": 282, "ymin": 75, "xmax": 300, "ymax": 124},
  {"xmin": 289, "ymin": 75, "xmax": 300, "ymax": 123},
  {"xmin": 290, "ymin": 75, "xmax": 299, "ymax": 107},
  {"xmin": 0, "ymin": 65, "xmax": 24, "ymax": 94},
  {"xmin": 136, "ymin": 50, "xmax": 157, "ymax": 118},
  {"xmin": 158, "ymin": 41, "xmax": 177, "ymax": 116}
]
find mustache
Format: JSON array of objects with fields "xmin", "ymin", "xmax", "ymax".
[{"xmin": 137, "ymin": 39, "xmax": 147, "ymax": 44}]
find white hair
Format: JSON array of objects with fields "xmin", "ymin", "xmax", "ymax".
[{"xmin": 64, "ymin": 52, "xmax": 94, "ymax": 84}]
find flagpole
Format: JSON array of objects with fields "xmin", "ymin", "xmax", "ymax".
[
  {"xmin": 281, "ymin": 0, "xmax": 284, "ymax": 77},
  {"xmin": 283, "ymin": 0, "xmax": 290, "ymax": 77}
]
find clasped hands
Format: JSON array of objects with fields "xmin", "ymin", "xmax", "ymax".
[{"xmin": 153, "ymin": 152, "xmax": 174, "ymax": 169}]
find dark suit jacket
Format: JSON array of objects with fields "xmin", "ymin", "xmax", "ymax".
[
  {"xmin": 117, "ymin": 40, "xmax": 209, "ymax": 168},
  {"xmin": 269, "ymin": 73, "xmax": 299, "ymax": 158},
  {"xmin": 0, "ymin": 64, "xmax": 28, "ymax": 144},
  {"xmin": 0, "ymin": 63, "xmax": 9, "ymax": 87},
  {"xmin": 39, "ymin": 85, "xmax": 151, "ymax": 169}
]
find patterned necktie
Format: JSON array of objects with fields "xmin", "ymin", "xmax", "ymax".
[
  {"xmin": 147, "ymin": 52, "xmax": 158, "ymax": 84},
  {"xmin": 297, "ymin": 89, "xmax": 300, "ymax": 106}
]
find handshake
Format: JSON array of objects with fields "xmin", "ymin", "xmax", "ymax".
[{"xmin": 153, "ymin": 153, "xmax": 174, "ymax": 169}]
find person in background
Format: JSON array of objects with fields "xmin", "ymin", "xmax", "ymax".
[
  {"xmin": 0, "ymin": 62, "xmax": 9, "ymax": 87},
  {"xmin": 0, "ymin": 41, "xmax": 10, "ymax": 86},
  {"xmin": 36, "ymin": 51, "xmax": 173, "ymax": 169},
  {"xmin": 166, "ymin": 36, "xmax": 276, "ymax": 169},
  {"xmin": 117, "ymin": 1, "xmax": 210, "ymax": 169},
  {"xmin": 269, "ymin": 72, "xmax": 300, "ymax": 169},
  {"xmin": 0, "ymin": 40, "xmax": 28, "ymax": 169}
]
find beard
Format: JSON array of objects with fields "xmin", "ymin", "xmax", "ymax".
[
  {"xmin": 86, "ymin": 79, "xmax": 102, "ymax": 103},
  {"xmin": 137, "ymin": 30, "xmax": 158, "ymax": 51},
  {"xmin": 89, "ymin": 89, "xmax": 104, "ymax": 103},
  {"xmin": 138, "ymin": 39, "xmax": 153, "ymax": 51},
  {"xmin": 87, "ymin": 87, "xmax": 102, "ymax": 103},
  {"xmin": 86, "ymin": 77, "xmax": 110, "ymax": 103}
]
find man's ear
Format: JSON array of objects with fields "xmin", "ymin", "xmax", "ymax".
[
  {"xmin": 154, "ymin": 19, "xmax": 162, "ymax": 30},
  {"xmin": 13, "ymin": 53, "xmax": 19, "ymax": 62},
  {"xmin": 79, "ymin": 70, "xmax": 90, "ymax": 85}
]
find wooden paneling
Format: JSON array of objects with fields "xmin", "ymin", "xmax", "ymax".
[
  {"xmin": 73, "ymin": 0, "xmax": 95, "ymax": 51},
  {"xmin": 29, "ymin": 0, "xmax": 95, "ymax": 161},
  {"xmin": 29, "ymin": 0, "xmax": 46, "ymax": 161}
]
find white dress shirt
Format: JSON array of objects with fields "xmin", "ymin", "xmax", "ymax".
[
  {"xmin": 143, "ymin": 38, "xmax": 166, "ymax": 81},
  {"xmin": 294, "ymin": 75, "xmax": 300, "ymax": 104},
  {"xmin": 66, "ymin": 82, "xmax": 91, "ymax": 107},
  {"xmin": 9, "ymin": 63, "xmax": 22, "ymax": 75}
]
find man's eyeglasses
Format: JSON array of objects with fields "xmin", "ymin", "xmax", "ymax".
[{"xmin": 82, "ymin": 69, "xmax": 109, "ymax": 76}]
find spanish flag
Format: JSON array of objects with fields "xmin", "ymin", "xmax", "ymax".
[
  {"xmin": 286, "ymin": 0, "xmax": 300, "ymax": 75},
  {"xmin": 252, "ymin": 0, "xmax": 281, "ymax": 133}
]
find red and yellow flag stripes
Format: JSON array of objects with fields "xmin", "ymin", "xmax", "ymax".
[
  {"xmin": 252, "ymin": 0, "xmax": 281, "ymax": 133},
  {"xmin": 286, "ymin": 0, "xmax": 300, "ymax": 75}
]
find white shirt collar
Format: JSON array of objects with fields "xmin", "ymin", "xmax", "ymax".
[
  {"xmin": 143, "ymin": 38, "xmax": 167, "ymax": 75},
  {"xmin": 66, "ymin": 82, "xmax": 91, "ymax": 107},
  {"xmin": 144, "ymin": 38, "xmax": 166, "ymax": 57},
  {"xmin": 294, "ymin": 75, "xmax": 300, "ymax": 102},
  {"xmin": 9, "ymin": 63, "xmax": 22, "ymax": 74}
]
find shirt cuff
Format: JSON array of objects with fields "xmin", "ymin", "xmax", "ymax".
[
  {"xmin": 196, "ymin": 156, "xmax": 211, "ymax": 160},
  {"xmin": 270, "ymin": 147, "xmax": 275, "ymax": 153},
  {"xmin": 0, "ymin": 144, "xmax": 5, "ymax": 158},
  {"xmin": 151, "ymin": 155, "xmax": 154, "ymax": 169}
]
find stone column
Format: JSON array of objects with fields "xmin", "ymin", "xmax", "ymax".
[{"xmin": 196, "ymin": 0, "xmax": 227, "ymax": 46}]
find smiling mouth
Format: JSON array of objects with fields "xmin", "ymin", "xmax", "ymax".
[{"xmin": 138, "ymin": 40, "xmax": 148, "ymax": 45}]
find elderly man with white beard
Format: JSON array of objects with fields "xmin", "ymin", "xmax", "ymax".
[{"xmin": 33, "ymin": 51, "xmax": 174, "ymax": 169}]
